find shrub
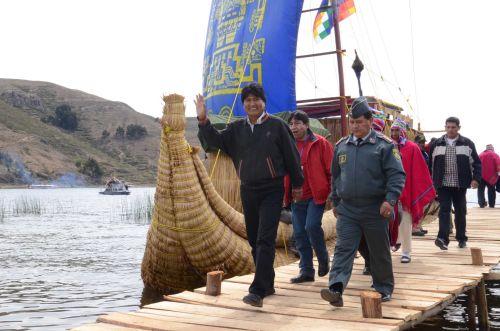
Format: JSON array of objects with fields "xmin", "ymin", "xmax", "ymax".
[
  {"xmin": 53, "ymin": 105, "xmax": 78, "ymax": 131},
  {"xmin": 77, "ymin": 157, "xmax": 103, "ymax": 179},
  {"xmin": 101, "ymin": 129, "xmax": 110, "ymax": 140},
  {"xmin": 115, "ymin": 126, "xmax": 125, "ymax": 139},
  {"xmin": 126, "ymin": 124, "xmax": 148, "ymax": 140}
]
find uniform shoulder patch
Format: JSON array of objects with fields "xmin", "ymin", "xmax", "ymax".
[
  {"xmin": 335, "ymin": 136, "xmax": 349, "ymax": 146},
  {"xmin": 376, "ymin": 132, "xmax": 393, "ymax": 143},
  {"xmin": 392, "ymin": 147, "xmax": 402, "ymax": 160}
]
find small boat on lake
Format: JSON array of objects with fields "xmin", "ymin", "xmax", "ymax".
[
  {"xmin": 28, "ymin": 184, "xmax": 57, "ymax": 189},
  {"xmin": 99, "ymin": 177, "xmax": 130, "ymax": 195}
]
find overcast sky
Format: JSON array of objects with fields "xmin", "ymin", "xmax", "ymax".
[{"xmin": 1, "ymin": 0, "xmax": 498, "ymax": 151}]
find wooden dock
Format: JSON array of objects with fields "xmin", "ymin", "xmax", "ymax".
[{"xmin": 73, "ymin": 207, "xmax": 500, "ymax": 331}]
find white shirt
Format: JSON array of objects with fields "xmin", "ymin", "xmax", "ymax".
[
  {"xmin": 445, "ymin": 135, "xmax": 458, "ymax": 146},
  {"xmin": 247, "ymin": 111, "xmax": 267, "ymax": 132}
]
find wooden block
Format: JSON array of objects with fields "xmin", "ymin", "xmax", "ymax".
[
  {"xmin": 205, "ymin": 271, "xmax": 224, "ymax": 296},
  {"xmin": 470, "ymin": 247, "xmax": 484, "ymax": 266},
  {"xmin": 360, "ymin": 291, "xmax": 382, "ymax": 319}
]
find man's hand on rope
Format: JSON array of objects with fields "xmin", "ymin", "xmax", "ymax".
[{"xmin": 195, "ymin": 94, "xmax": 207, "ymax": 122}]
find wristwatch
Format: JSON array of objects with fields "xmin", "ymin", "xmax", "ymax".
[{"xmin": 386, "ymin": 199, "xmax": 397, "ymax": 207}]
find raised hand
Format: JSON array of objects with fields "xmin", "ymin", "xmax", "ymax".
[{"xmin": 194, "ymin": 94, "xmax": 207, "ymax": 121}]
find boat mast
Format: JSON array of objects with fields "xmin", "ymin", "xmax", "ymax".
[
  {"xmin": 332, "ymin": 0, "xmax": 347, "ymax": 136},
  {"xmin": 299, "ymin": 2, "xmax": 348, "ymax": 136}
]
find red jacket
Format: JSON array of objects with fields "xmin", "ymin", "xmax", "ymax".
[
  {"xmin": 479, "ymin": 149, "xmax": 500, "ymax": 185},
  {"xmin": 398, "ymin": 140, "xmax": 436, "ymax": 226},
  {"xmin": 284, "ymin": 132, "xmax": 333, "ymax": 205}
]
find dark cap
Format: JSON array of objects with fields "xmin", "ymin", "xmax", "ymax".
[{"xmin": 350, "ymin": 97, "xmax": 373, "ymax": 119}]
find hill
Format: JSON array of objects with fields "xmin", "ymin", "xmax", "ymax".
[{"xmin": 0, "ymin": 78, "xmax": 200, "ymax": 186}]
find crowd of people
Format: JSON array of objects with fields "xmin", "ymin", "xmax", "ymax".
[{"xmin": 196, "ymin": 83, "xmax": 499, "ymax": 308}]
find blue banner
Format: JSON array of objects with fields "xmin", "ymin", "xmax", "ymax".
[{"xmin": 203, "ymin": 0, "xmax": 304, "ymax": 117}]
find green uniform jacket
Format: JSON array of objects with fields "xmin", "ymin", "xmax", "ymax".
[{"xmin": 330, "ymin": 130, "xmax": 406, "ymax": 207}]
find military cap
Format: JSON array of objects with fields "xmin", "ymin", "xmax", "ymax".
[{"xmin": 350, "ymin": 96, "xmax": 373, "ymax": 119}]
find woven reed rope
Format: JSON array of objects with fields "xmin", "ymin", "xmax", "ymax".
[{"xmin": 142, "ymin": 94, "xmax": 336, "ymax": 292}]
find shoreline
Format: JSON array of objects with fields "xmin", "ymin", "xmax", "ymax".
[{"xmin": 0, "ymin": 184, "xmax": 156, "ymax": 189}]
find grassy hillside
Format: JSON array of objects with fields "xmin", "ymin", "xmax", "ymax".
[{"xmin": 0, "ymin": 78, "xmax": 200, "ymax": 186}]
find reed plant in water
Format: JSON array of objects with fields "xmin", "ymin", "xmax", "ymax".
[
  {"xmin": 12, "ymin": 195, "xmax": 43, "ymax": 215},
  {"xmin": 0, "ymin": 199, "xmax": 5, "ymax": 221},
  {"xmin": 120, "ymin": 194, "xmax": 153, "ymax": 223}
]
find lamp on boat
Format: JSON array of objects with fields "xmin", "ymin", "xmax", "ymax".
[{"xmin": 352, "ymin": 49, "xmax": 364, "ymax": 96}]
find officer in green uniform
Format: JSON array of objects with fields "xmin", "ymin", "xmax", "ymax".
[{"xmin": 320, "ymin": 97, "xmax": 406, "ymax": 306}]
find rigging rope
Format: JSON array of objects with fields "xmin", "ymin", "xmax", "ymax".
[
  {"xmin": 408, "ymin": 0, "xmax": 421, "ymax": 122},
  {"xmin": 209, "ymin": 0, "xmax": 264, "ymax": 179}
]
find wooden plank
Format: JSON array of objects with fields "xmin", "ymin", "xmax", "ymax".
[
  {"xmin": 71, "ymin": 323, "xmax": 142, "ymax": 331},
  {"xmin": 98, "ymin": 312, "xmax": 237, "ymax": 331},
  {"xmin": 165, "ymin": 291, "xmax": 404, "ymax": 327},
  {"xmin": 225, "ymin": 276, "xmax": 454, "ymax": 301},
  {"xmin": 191, "ymin": 286, "xmax": 422, "ymax": 321},
  {"xmin": 197, "ymin": 281, "xmax": 440, "ymax": 311},
  {"xmin": 143, "ymin": 303, "xmax": 399, "ymax": 331},
  {"xmin": 230, "ymin": 274, "xmax": 465, "ymax": 295}
]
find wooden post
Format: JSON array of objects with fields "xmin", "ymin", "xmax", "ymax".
[
  {"xmin": 332, "ymin": 2, "xmax": 347, "ymax": 137},
  {"xmin": 205, "ymin": 271, "xmax": 223, "ymax": 296},
  {"xmin": 470, "ymin": 247, "xmax": 484, "ymax": 266},
  {"xmin": 475, "ymin": 278, "xmax": 490, "ymax": 330},
  {"xmin": 465, "ymin": 288, "xmax": 476, "ymax": 330},
  {"xmin": 360, "ymin": 291, "xmax": 382, "ymax": 318}
]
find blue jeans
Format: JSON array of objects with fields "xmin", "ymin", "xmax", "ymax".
[{"xmin": 291, "ymin": 199, "xmax": 328, "ymax": 277}]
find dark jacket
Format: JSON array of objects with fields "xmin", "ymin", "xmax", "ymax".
[
  {"xmin": 429, "ymin": 134, "xmax": 481, "ymax": 189},
  {"xmin": 198, "ymin": 114, "xmax": 304, "ymax": 190},
  {"xmin": 284, "ymin": 131, "xmax": 333, "ymax": 205},
  {"xmin": 331, "ymin": 130, "xmax": 406, "ymax": 207}
]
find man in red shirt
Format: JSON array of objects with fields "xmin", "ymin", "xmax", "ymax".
[
  {"xmin": 285, "ymin": 111, "xmax": 333, "ymax": 283},
  {"xmin": 478, "ymin": 144, "xmax": 500, "ymax": 208}
]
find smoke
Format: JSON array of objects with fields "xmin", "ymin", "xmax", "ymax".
[
  {"xmin": 0, "ymin": 152, "xmax": 35, "ymax": 184},
  {"xmin": 50, "ymin": 173, "xmax": 86, "ymax": 187}
]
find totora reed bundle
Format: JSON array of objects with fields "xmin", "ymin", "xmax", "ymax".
[{"xmin": 141, "ymin": 94, "xmax": 336, "ymax": 292}]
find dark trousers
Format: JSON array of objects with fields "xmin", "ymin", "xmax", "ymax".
[
  {"xmin": 358, "ymin": 234, "xmax": 370, "ymax": 269},
  {"xmin": 241, "ymin": 185, "xmax": 284, "ymax": 298},
  {"xmin": 437, "ymin": 187, "xmax": 467, "ymax": 244},
  {"xmin": 329, "ymin": 202, "xmax": 394, "ymax": 296},
  {"xmin": 478, "ymin": 180, "xmax": 496, "ymax": 208},
  {"xmin": 291, "ymin": 199, "xmax": 329, "ymax": 277}
]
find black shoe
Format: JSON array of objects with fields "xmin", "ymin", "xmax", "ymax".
[
  {"xmin": 362, "ymin": 266, "xmax": 371, "ymax": 275},
  {"xmin": 318, "ymin": 260, "xmax": 330, "ymax": 277},
  {"xmin": 381, "ymin": 293, "xmax": 391, "ymax": 302},
  {"xmin": 264, "ymin": 288, "xmax": 275, "ymax": 297},
  {"xmin": 458, "ymin": 241, "xmax": 467, "ymax": 248},
  {"xmin": 421, "ymin": 229, "xmax": 428, "ymax": 234},
  {"xmin": 243, "ymin": 293, "xmax": 263, "ymax": 307},
  {"xmin": 412, "ymin": 230, "xmax": 425, "ymax": 236},
  {"xmin": 290, "ymin": 274, "xmax": 315, "ymax": 284},
  {"xmin": 435, "ymin": 238, "xmax": 448, "ymax": 250},
  {"xmin": 320, "ymin": 288, "xmax": 343, "ymax": 307}
]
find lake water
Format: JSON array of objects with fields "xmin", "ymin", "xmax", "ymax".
[{"xmin": 0, "ymin": 187, "xmax": 498, "ymax": 330}]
